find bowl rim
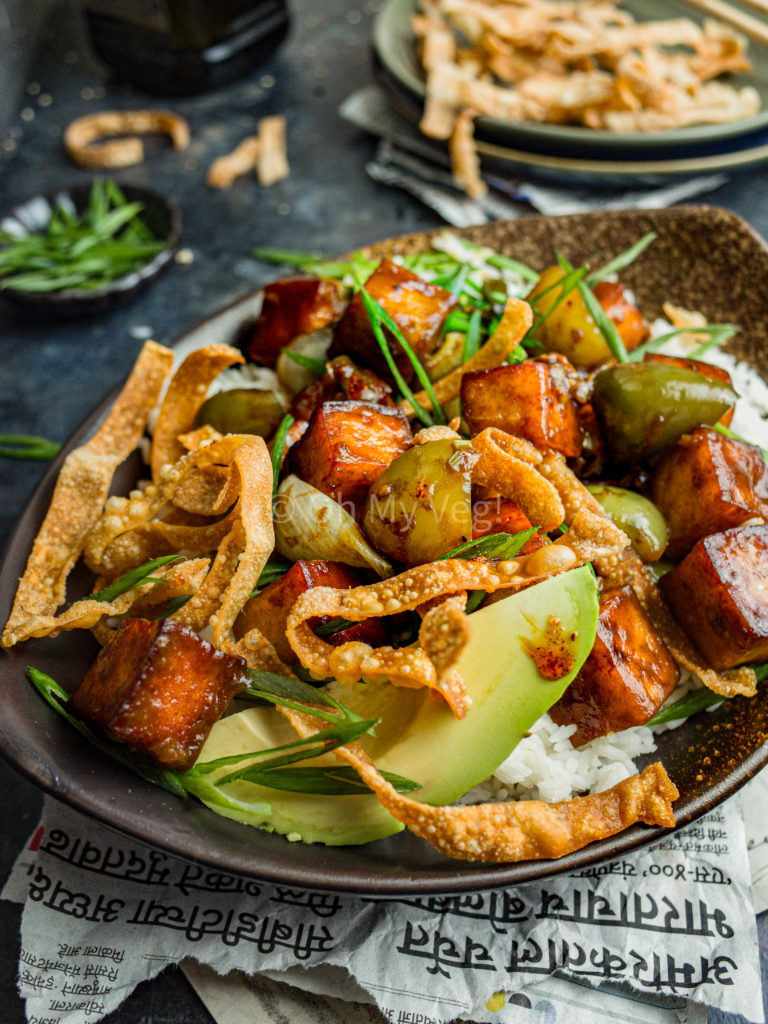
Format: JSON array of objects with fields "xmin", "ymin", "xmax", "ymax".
[{"xmin": 2, "ymin": 204, "xmax": 768, "ymax": 894}]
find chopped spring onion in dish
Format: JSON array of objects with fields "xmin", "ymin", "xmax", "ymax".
[{"xmin": 0, "ymin": 178, "xmax": 166, "ymax": 293}]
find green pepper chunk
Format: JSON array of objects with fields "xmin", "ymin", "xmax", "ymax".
[
  {"xmin": 362, "ymin": 438, "xmax": 477, "ymax": 565},
  {"xmin": 586, "ymin": 483, "xmax": 668, "ymax": 562},
  {"xmin": 196, "ymin": 388, "xmax": 285, "ymax": 438},
  {"xmin": 592, "ymin": 362, "xmax": 737, "ymax": 462}
]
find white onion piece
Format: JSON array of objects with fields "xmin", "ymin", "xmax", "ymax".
[
  {"xmin": 276, "ymin": 327, "xmax": 332, "ymax": 396},
  {"xmin": 274, "ymin": 475, "xmax": 392, "ymax": 578}
]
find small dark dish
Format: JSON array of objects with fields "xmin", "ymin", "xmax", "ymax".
[
  {"xmin": 0, "ymin": 183, "xmax": 181, "ymax": 315},
  {"xmin": 0, "ymin": 207, "xmax": 767, "ymax": 893}
]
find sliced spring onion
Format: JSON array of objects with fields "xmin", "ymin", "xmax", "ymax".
[
  {"xmin": 357, "ymin": 283, "xmax": 445, "ymax": 427},
  {"xmin": 628, "ymin": 324, "xmax": 739, "ymax": 362},
  {"xmin": 557, "ymin": 252, "xmax": 628, "ymax": 363},
  {"xmin": 585, "ymin": 232, "xmax": 657, "ymax": 287},
  {"xmin": 440, "ymin": 529, "xmax": 537, "ymax": 561},
  {"xmin": 0, "ymin": 433, "xmax": 61, "ymax": 461},
  {"xmin": 270, "ymin": 413, "xmax": 295, "ymax": 498},
  {"xmin": 646, "ymin": 687, "xmax": 724, "ymax": 726},
  {"xmin": 89, "ymin": 554, "xmax": 182, "ymax": 603}
]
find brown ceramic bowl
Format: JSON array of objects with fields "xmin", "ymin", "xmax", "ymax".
[{"xmin": 1, "ymin": 206, "xmax": 767, "ymax": 893}]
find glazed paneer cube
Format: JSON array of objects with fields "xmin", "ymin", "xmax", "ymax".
[
  {"xmin": 652, "ymin": 426, "xmax": 768, "ymax": 558},
  {"xmin": 288, "ymin": 399, "xmax": 413, "ymax": 514},
  {"xmin": 235, "ymin": 559, "xmax": 386, "ymax": 664},
  {"xmin": 69, "ymin": 619, "xmax": 249, "ymax": 771},
  {"xmin": 660, "ymin": 525, "xmax": 768, "ymax": 670},
  {"xmin": 461, "ymin": 361, "xmax": 581, "ymax": 456},
  {"xmin": 593, "ymin": 280, "xmax": 650, "ymax": 351},
  {"xmin": 247, "ymin": 276, "xmax": 347, "ymax": 366},
  {"xmin": 550, "ymin": 585, "xmax": 680, "ymax": 745},
  {"xmin": 644, "ymin": 353, "xmax": 735, "ymax": 426},
  {"xmin": 330, "ymin": 259, "xmax": 457, "ymax": 383}
]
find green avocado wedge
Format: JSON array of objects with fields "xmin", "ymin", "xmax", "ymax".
[{"xmin": 197, "ymin": 566, "xmax": 599, "ymax": 845}]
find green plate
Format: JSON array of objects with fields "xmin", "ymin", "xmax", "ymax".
[{"xmin": 374, "ymin": 0, "xmax": 768, "ymax": 157}]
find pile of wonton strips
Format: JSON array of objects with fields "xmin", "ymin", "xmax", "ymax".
[
  {"xmin": 16, "ymin": 295, "xmax": 758, "ymax": 859},
  {"xmin": 415, "ymin": 0, "xmax": 760, "ymax": 196}
]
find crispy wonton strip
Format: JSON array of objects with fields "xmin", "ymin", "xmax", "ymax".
[
  {"xmin": 170, "ymin": 464, "xmax": 232, "ymax": 515},
  {"xmin": 207, "ymin": 135, "xmax": 262, "ymax": 189},
  {"xmin": 5, "ymin": 558, "xmax": 196, "ymax": 643},
  {"xmin": 177, "ymin": 424, "xmax": 224, "ymax": 451},
  {"xmin": 64, "ymin": 110, "xmax": 190, "ymax": 169},
  {"xmin": 282, "ymin": 706, "xmax": 679, "ymax": 862},
  {"xmin": 399, "ymin": 297, "xmax": 532, "ymax": 417},
  {"xmin": 2, "ymin": 340, "xmax": 173, "ymax": 648},
  {"xmin": 171, "ymin": 439, "xmax": 289, "ymax": 673},
  {"xmin": 450, "ymin": 107, "xmax": 486, "ymax": 198},
  {"xmin": 419, "ymin": 592, "xmax": 472, "ymax": 716},
  {"xmin": 96, "ymin": 516, "xmax": 236, "ymax": 580},
  {"xmin": 539, "ymin": 452, "xmax": 757, "ymax": 698},
  {"xmin": 211, "ymin": 440, "xmax": 279, "ymax": 652},
  {"xmin": 256, "ymin": 116, "xmax": 290, "ymax": 187},
  {"xmin": 84, "ymin": 435, "xmax": 248, "ymax": 574},
  {"xmin": 472, "ymin": 428, "xmax": 565, "ymax": 531},
  {"xmin": 151, "ymin": 345, "xmax": 244, "ymax": 482},
  {"xmin": 285, "ymin": 556, "xmax": 586, "ymax": 717},
  {"xmin": 90, "ymin": 557, "xmax": 211, "ymax": 647}
]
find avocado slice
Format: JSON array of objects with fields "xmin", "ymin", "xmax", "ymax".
[{"xmin": 198, "ymin": 566, "xmax": 599, "ymax": 845}]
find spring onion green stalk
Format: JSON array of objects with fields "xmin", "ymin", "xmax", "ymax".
[
  {"xmin": 152, "ymin": 594, "xmax": 192, "ymax": 620},
  {"xmin": 202, "ymin": 717, "xmax": 379, "ymax": 785},
  {"xmin": 270, "ymin": 413, "xmax": 295, "ymax": 498},
  {"xmin": 28, "ymin": 668, "xmax": 189, "ymax": 799},
  {"xmin": 557, "ymin": 252, "xmax": 629, "ymax": 363},
  {"xmin": 646, "ymin": 687, "xmax": 724, "ymax": 726},
  {"xmin": 281, "ymin": 349, "xmax": 327, "ymax": 374},
  {"xmin": 357, "ymin": 283, "xmax": 446, "ymax": 427},
  {"xmin": 0, "ymin": 179, "xmax": 166, "ymax": 293},
  {"xmin": 0, "ymin": 433, "xmax": 61, "ymax": 461},
  {"xmin": 88, "ymin": 554, "xmax": 182, "ymax": 603},
  {"xmin": 486, "ymin": 252, "xmax": 538, "ymax": 281},
  {"xmin": 27, "ymin": 664, "xmax": 409, "ymax": 802},
  {"xmin": 252, "ymin": 247, "xmax": 378, "ymax": 282},
  {"xmin": 714, "ymin": 422, "xmax": 768, "ymax": 460},
  {"xmin": 585, "ymin": 232, "xmax": 657, "ymax": 286},
  {"xmin": 440, "ymin": 529, "xmax": 537, "ymax": 561},
  {"xmin": 222, "ymin": 766, "xmax": 420, "ymax": 795},
  {"xmin": 252, "ymin": 557, "xmax": 292, "ymax": 595},
  {"xmin": 628, "ymin": 324, "xmax": 739, "ymax": 362},
  {"xmin": 314, "ymin": 616, "xmax": 356, "ymax": 637},
  {"xmin": 462, "ymin": 308, "xmax": 483, "ymax": 363},
  {"xmin": 523, "ymin": 265, "xmax": 587, "ymax": 348}
]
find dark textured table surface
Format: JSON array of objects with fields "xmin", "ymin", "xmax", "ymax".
[{"xmin": 1, "ymin": 1, "xmax": 768, "ymax": 1021}]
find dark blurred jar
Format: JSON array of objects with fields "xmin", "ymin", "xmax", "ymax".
[
  {"xmin": 0, "ymin": 0, "xmax": 48, "ymax": 133},
  {"xmin": 81, "ymin": 0, "xmax": 290, "ymax": 95}
]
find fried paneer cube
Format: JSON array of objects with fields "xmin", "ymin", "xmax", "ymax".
[
  {"xmin": 550, "ymin": 585, "xmax": 680, "ymax": 745},
  {"xmin": 652, "ymin": 426, "xmax": 768, "ymax": 558},
  {"xmin": 593, "ymin": 280, "xmax": 650, "ymax": 351},
  {"xmin": 288, "ymin": 399, "xmax": 413, "ymax": 514},
  {"xmin": 660, "ymin": 525, "xmax": 768, "ymax": 670},
  {"xmin": 235, "ymin": 559, "xmax": 386, "ymax": 664},
  {"xmin": 644, "ymin": 353, "xmax": 735, "ymax": 426},
  {"xmin": 69, "ymin": 619, "xmax": 249, "ymax": 771},
  {"xmin": 330, "ymin": 259, "xmax": 457, "ymax": 383},
  {"xmin": 247, "ymin": 276, "xmax": 347, "ymax": 366},
  {"xmin": 461, "ymin": 361, "xmax": 581, "ymax": 456}
]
